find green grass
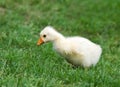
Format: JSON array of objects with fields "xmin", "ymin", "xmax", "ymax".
[{"xmin": 0, "ymin": 0, "xmax": 120, "ymax": 87}]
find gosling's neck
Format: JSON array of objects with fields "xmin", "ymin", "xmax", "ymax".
[{"xmin": 53, "ymin": 32, "xmax": 66, "ymax": 43}]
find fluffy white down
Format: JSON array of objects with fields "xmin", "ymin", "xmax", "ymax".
[{"xmin": 39, "ymin": 26, "xmax": 102, "ymax": 67}]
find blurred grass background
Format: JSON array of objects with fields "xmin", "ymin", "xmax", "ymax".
[{"xmin": 0, "ymin": 0, "xmax": 120, "ymax": 87}]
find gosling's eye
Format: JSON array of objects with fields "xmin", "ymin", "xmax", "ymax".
[{"xmin": 43, "ymin": 35, "xmax": 46, "ymax": 38}]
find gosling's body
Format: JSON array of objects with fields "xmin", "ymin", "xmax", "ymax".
[{"xmin": 53, "ymin": 36, "xmax": 102, "ymax": 67}]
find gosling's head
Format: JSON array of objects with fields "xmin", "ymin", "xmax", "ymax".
[{"xmin": 37, "ymin": 26, "xmax": 59, "ymax": 45}]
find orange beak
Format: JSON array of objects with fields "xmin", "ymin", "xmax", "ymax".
[{"xmin": 37, "ymin": 37, "xmax": 44, "ymax": 46}]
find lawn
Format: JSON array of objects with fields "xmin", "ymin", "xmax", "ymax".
[{"xmin": 0, "ymin": 0, "xmax": 120, "ymax": 87}]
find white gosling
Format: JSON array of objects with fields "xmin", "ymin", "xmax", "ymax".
[{"xmin": 37, "ymin": 26, "xmax": 102, "ymax": 68}]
